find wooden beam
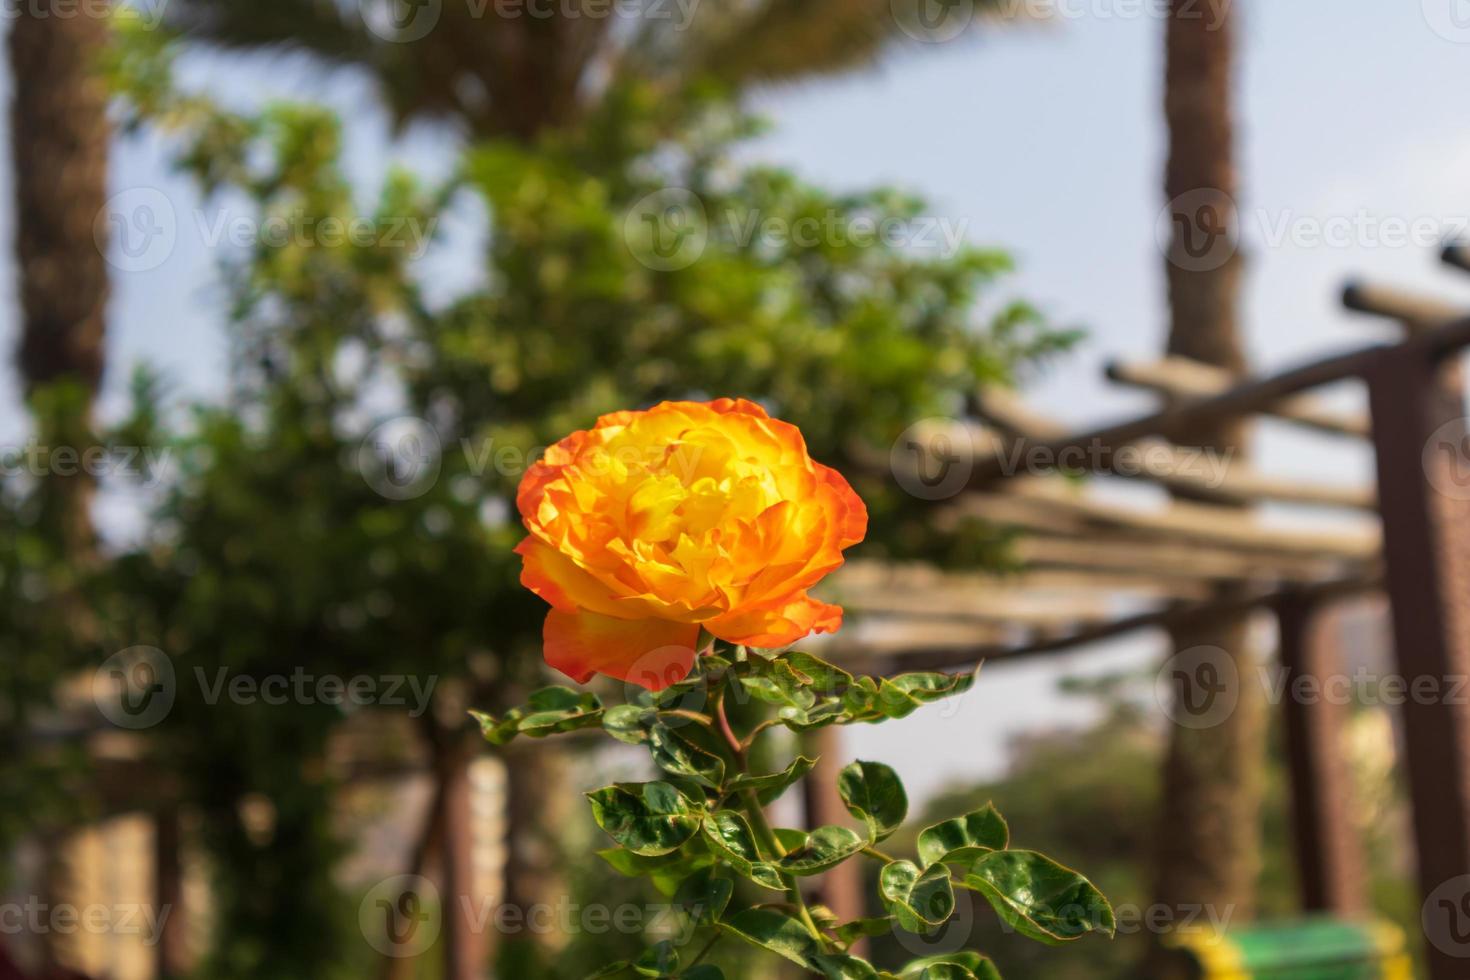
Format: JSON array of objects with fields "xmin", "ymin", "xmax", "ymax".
[
  {"xmin": 975, "ymin": 387, "xmax": 1372, "ymax": 508},
  {"xmin": 955, "ymin": 480, "xmax": 1380, "ymax": 561},
  {"xmin": 1276, "ymin": 594, "xmax": 1368, "ymax": 914},
  {"xmin": 964, "ymin": 330, "xmax": 1470, "ymax": 493},
  {"xmin": 1105, "ymin": 356, "xmax": 1370, "ymax": 439},
  {"xmin": 1342, "ymin": 281, "xmax": 1467, "ymax": 332},
  {"xmin": 1012, "ymin": 535, "xmax": 1351, "ymax": 584}
]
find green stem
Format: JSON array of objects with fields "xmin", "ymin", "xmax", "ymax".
[
  {"xmin": 739, "ymin": 788, "xmax": 823, "ymax": 941},
  {"xmin": 710, "ymin": 659, "xmax": 825, "ymax": 946},
  {"xmin": 860, "ymin": 845, "xmax": 898, "ymax": 864}
]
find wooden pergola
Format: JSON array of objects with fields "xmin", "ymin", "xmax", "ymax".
[{"xmin": 817, "ymin": 249, "xmax": 1470, "ymax": 980}]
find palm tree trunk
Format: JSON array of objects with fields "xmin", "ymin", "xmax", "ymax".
[
  {"xmin": 1149, "ymin": 0, "xmax": 1264, "ymax": 970},
  {"xmin": 9, "ymin": 1, "xmax": 112, "ymax": 555}
]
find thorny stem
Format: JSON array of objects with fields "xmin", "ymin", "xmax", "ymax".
[{"xmin": 711, "ymin": 662, "xmax": 825, "ymax": 946}]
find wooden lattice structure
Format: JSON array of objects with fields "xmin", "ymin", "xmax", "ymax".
[{"xmin": 812, "ymin": 249, "xmax": 1470, "ymax": 980}]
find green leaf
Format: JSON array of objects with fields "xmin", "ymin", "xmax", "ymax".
[
  {"xmin": 870, "ymin": 672, "xmax": 975, "ymax": 721},
  {"xmin": 776, "ymin": 825, "xmax": 867, "ymax": 876},
  {"xmin": 721, "ymin": 908, "xmax": 822, "ymax": 968},
  {"xmin": 472, "ymin": 686, "xmax": 605, "ymax": 745},
  {"xmin": 834, "ymin": 917, "xmax": 894, "ymax": 946},
  {"xmin": 700, "ymin": 812, "xmax": 786, "ymax": 891},
  {"xmin": 838, "ymin": 760, "xmax": 908, "ymax": 842},
  {"xmin": 603, "ymin": 704, "xmax": 652, "ymax": 744},
  {"xmin": 880, "ymin": 861, "xmax": 956, "ymax": 933},
  {"xmin": 588, "ymin": 782, "xmax": 702, "ymax": 856},
  {"xmin": 811, "ymin": 952, "xmax": 881, "ymax": 979},
  {"xmin": 586, "ymin": 963, "xmax": 636, "ymax": 979},
  {"xmin": 900, "ymin": 952, "xmax": 1001, "ymax": 980},
  {"xmin": 649, "ymin": 721, "xmax": 726, "ymax": 788},
  {"xmin": 635, "ymin": 939, "xmax": 680, "ymax": 976},
  {"xmin": 726, "ymin": 755, "xmax": 817, "ymax": 805},
  {"xmin": 673, "ymin": 867, "xmax": 733, "ymax": 925},
  {"xmin": 916, "ymin": 805, "xmax": 1009, "ymax": 868},
  {"xmin": 962, "ymin": 850, "xmax": 1115, "ymax": 944}
]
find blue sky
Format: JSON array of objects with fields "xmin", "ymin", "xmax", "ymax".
[{"xmin": 4, "ymin": 0, "xmax": 1469, "ymax": 799}]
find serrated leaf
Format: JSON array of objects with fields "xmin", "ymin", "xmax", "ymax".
[
  {"xmin": 649, "ymin": 722, "xmax": 726, "ymax": 787},
  {"xmin": 811, "ymin": 952, "xmax": 881, "ymax": 979},
  {"xmin": 604, "ymin": 704, "xmax": 652, "ymax": 744},
  {"xmin": 674, "ymin": 867, "xmax": 733, "ymax": 925},
  {"xmin": 900, "ymin": 952, "xmax": 1000, "ymax": 980},
  {"xmin": 917, "ymin": 805, "xmax": 1009, "ymax": 868},
  {"xmin": 472, "ymin": 686, "xmax": 604, "ymax": 744},
  {"xmin": 635, "ymin": 939, "xmax": 679, "ymax": 976},
  {"xmin": 700, "ymin": 812, "xmax": 786, "ymax": 891},
  {"xmin": 838, "ymin": 760, "xmax": 908, "ymax": 842},
  {"xmin": 726, "ymin": 755, "xmax": 817, "ymax": 805},
  {"xmin": 871, "ymin": 672, "xmax": 975, "ymax": 720},
  {"xmin": 962, "ymin": 850, "xmax": 1114, "ymax": 944},
  {"xmin": 777, "ymin": 825, "xmax": 867, "ymax": 876},
  {"xmin": 588, "ymin": 782, "xmax": 701, "ymax": 856},
  {"xmin": 880, "ymin": 861, "xmax": 956, "ymax": 933},
  {"xmin": 721, "ymin": 908, "xmax": 822, "ymax": 968}
]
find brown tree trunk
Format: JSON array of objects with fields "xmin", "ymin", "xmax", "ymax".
[
  {"xmin": 9, "ymin": 1, "xmax": 111, "ymax": 556},
  {"xmin": 1149, "ymin": 0, "xmax": 1264, "ymax": 971}
]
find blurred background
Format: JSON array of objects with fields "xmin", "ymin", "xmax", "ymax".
[{"xmin": 3, "ymin": 1, "xmax": 1470, "ymax": 978}]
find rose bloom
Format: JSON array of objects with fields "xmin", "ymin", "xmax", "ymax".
[{"xmin": 515, "ymin": 398, "xmax": 867, "ymax": 690}]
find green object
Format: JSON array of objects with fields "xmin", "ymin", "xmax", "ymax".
[{"xmin": 1168, "ymin": 918, "xmax": 1411, "ymax": 979}]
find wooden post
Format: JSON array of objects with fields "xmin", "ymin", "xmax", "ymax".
[
  {"xmin": 1367, "ymin": 344, "xmax": 1470, "ymax": 978},
  {"xmin": 800, "ymin": 728, "xmax": 866, "ymax": 948},
  {"xmin": 435, "ymin": 737, "xmax": 484, "ymax": 980},
  {"xmin": 1275, "ymin": 594, "xmax": 1366, "ymax": 913},
  {"xmin": 154, "ymin": 807, "xmax": 190, "ymax": 978}
]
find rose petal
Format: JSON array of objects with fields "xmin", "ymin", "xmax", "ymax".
[
  {"xmin": 704, "ymin": 593, "xmax": 844, "ymax": 650},
  {"xmin": 543, "ymin": 609, "xmax": 699, "ymax": 691}
]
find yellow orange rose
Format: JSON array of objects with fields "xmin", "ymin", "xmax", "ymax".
[{"xmin": 515, "ymin": 398, "xmax": 867, "ymax": 691}]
